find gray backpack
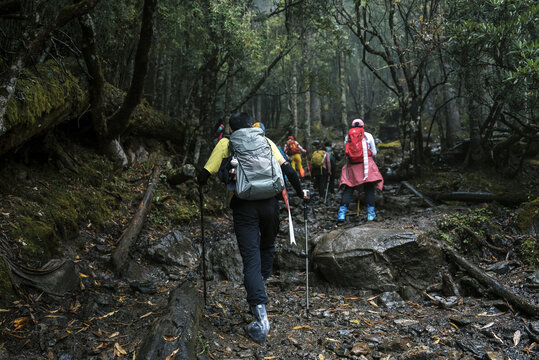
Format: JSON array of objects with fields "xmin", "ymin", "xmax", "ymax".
[{"xmin": 229, "ymin": 127, "xmax": 284, "ymax": 200}]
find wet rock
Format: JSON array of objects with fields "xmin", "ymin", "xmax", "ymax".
[
  {"xmin": 351, "ymin": 342, "xmax": 370, "ymax": 355},
  {"xmin": 483, "ymin": 352, "xmax": 503, "ymax": 360},
  {"xmin": 459, "ymin": 276, "xmax": 485, "ymax": 297},
  {"xmin": 394, "ymin": 319, "xmax": 419, "ymax": 327},
  {"xmin": 137, "ymin": 280, "xmax": 202, "ymax": 360},
  {"xmin": 95, "ymin": 244, "xmax": 111, "ymax": 253},
  {"xmin": 400, "ymin": 344, "xmax": 432, "ymax": 359},
  {"xmin": 528, "ymin": 269, "xmax": 539, "ymax": 284},
  {"xmin": 129, "ymin": 280, "xmax": 157, "ymax": 294},
  {"xmin": 207, "ymin": 233, "xmax": 243, "ymax": 281},
  {"xmin": 237, "ymin": 349, "xmax": 253, "ymax": 358},
  {"xmin": 312, "ymin": 227, "xmax": 443, "ymax": 295},
  {"xmin": 274, "ymin": 236, "xmax": 306, "ymax": 273},
  {"xmin": 0, "ymin": 347, "xmax": 9, "ymax": 360},
  {"xmin": 379, "ymin": 291, "xmax": 405, "ymax": 308},
  {"xmin": 325, "ymin": 341, "xmax": 348, "ymax": 357},
  {"xmin": 448, "ymin": 315, "xmax": 472, "ymax": 327},
  {"xmin": 147, "ymin": 230, "xmax": 198, "ymax": 267},
  {"xmin": 481, "ymin": 299, "xmax": 510, "ymax": 312},
  {"xmin": 378, "ymin": 337, "xmax": 410, "ymax": 352},
  {"xmin": 530, "ymin": 320, "xmax": 539, "ymax": 334}
]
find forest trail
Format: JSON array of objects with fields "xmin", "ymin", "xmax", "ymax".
[
  {"xmin": 0, "ymin": 175, "xmax": 537, "ymax": 360},
  {"xmin": 196, "ymin": 181, "xmax": 537, "ymax": 360}
]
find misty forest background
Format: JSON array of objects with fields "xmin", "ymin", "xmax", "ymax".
[{"xmin": 1, "ymin": 0, "xmax": 536, "ymax": 172}]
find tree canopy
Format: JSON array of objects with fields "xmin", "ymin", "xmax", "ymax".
[{"xmin": 0, "ymin": 0, "xmax": 536, "ymax": 173}]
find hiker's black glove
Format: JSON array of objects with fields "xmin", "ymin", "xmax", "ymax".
[
  {"xmin": 281, "ymin": 162, "xmax": 303, "ymax": 198},
  {"xmin": 196, "ymin": 168, "xmax": 210, "ymax": 186}
]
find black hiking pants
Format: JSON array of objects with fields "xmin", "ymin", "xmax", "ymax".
[
  {"xmin": 312, "ymin": 167, "xmax": 328, "ymax": 197},
  {"xmin": 231, "ymin": 196, "xmax": 280, "ymax": 306},
  {"xmin": 340, "ymin": 182, "xmax": 375, "ymax": 208}
]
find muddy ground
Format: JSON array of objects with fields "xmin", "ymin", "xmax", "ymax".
[{"xmin": 0, "ymin": 168, "xmax": 537, "ymax": 360}]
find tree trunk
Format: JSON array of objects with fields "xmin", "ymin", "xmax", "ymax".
[
  {"xmin": 78, "ymin": 13, "xmax": 107, "ymax": 138},
  {"xmin": 311, "ymin": 80, "xmax": 322, "ymax": 128},
  {"xmin": 106, "ymin": 0, "xmax": 157, "ymax": 141},
  {"xmin": 291, "ymin": 61, "xmax": 298, "ymax": 138},
  {"xmin": 444, "ymin": 82, "xmax": 461, "ymax": 148},
  {"xmin": 305, "ymin": 86, "xmax": 311, "ymax": 151},
  {"xmin": 425, "ymin": 191, "xmax": 528, "ymax": 207},
  {"xmin": 464, "ymin": 69, "xmax": 485, "ymax": 166},
  {"xmin": 358, "ymin": 63, "xmax": 365, "ymax": 116},
  {"xmin": 339, "ymin": 51, "xmax": 347, "ymax": 136}
]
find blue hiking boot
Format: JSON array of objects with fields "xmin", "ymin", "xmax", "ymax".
[
  {"xmin": 367, "ymin": 205, "xmax": 376, "ymax": 221},
  {"xmin": 337, "ymin": 205, "xmax": 347, "ymax": 223},
  {"xmin": 247, "ymin": 304, "xmax": 270, "ymax": 344}
]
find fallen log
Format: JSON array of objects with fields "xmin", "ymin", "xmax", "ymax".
[
  {"xmin": 136, "ymin": 279, "xmax": 202, "ymax": 359},
  {"xmin": 444, "ymin": 247, "xmax": 538, "ymax": 318},
  {"xmin": 425, "ymin": 191, "xmax": 528, "ymax": 207},
  {"xmin": 398, "ymin": 181, "xmax": 436, "ymax": 207},
  {"xmin": 0, "ymin": 62, "xmax": 187, "ymax": 158},
  {"xmin": 112, "ymin": 165, "xmax": 160, "ymax": 275}
]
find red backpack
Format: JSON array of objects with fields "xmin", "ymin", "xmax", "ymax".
[
  {"xmin": 286, "ymin": 139, "xmax": 300, "ymax": 155},
  {"xmin": 345, "ymin": 127, "xmax": 372, "ymax": 163}
]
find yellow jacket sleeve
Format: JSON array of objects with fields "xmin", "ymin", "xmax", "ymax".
[
  {"xmin": 267, "ymin": 138, "xmax": 283, "ymax": 163},
  {"xmin": 204, "ymin": 138, "xmax": 230, "ymax": 175}
]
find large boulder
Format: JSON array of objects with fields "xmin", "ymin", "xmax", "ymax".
[
  {"xmin": 312, "ymin": 227, "xmax": 444, "ymax": 298},
  {"xmin": 207, "ymin": 234, "xmax": 243, "ymax": 282},
  {"xmin": 147, "ymin": 230, "xmax": 198, "ymax": 267}
]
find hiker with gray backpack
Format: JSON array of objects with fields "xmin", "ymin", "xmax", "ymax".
[{"xmin": 196, "ymin": 112, "xmax": 309, "ymax": 344}]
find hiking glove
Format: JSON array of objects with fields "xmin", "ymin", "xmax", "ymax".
[
  {"xmin": 196, "ymin": 168, "xmax": 210, "ymax": 186},
  {"xmin": 281, "ymin": 162, "xmax": 303, "ymax": 197}
]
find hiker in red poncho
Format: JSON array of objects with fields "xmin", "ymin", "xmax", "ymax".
[{"xmin": 337, "ymin": 119, "xmax": 383, "ymax": 223}]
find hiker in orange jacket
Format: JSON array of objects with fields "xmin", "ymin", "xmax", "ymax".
[{"xmin": 283, "ymin": 136, "xmax": 307, "ymax": 177}]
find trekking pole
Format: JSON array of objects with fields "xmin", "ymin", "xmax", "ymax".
[
  {"xmin": 303, "ymin": 190, "xmax": 311, "ymax": 317},
  {"xmin": 324, "ymin": 175, "xmax": 330, "ymax": 203},
  {"xmin": 198, "ymin": 185, "xmax": 207, "ymax": 305},
  {"xmin": 357, "ymin": 191, "xmax": 360, "ymax": 217}
]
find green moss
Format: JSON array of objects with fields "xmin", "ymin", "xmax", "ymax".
[
  {"xmin": 4, "ymin": 62, "xmax": 84, "ymax": 131},
  {"xmin": 17, "ymin": 216, "xmax": 59, "ymax": 259},
  {"xmin": 437, "ymin": 208, "xmax": 495, "ymax": 251},
  {"xmin": 520, "ymin": 236, "xmax": 538, "ymax": 267},
  {"xmin": 377, "ymin": 140, "xmax": 401, "ymax": 149}
]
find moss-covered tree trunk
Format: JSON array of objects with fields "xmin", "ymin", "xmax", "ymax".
[{"xmin": 0, "ymin": 0, "xmax": 99, "ymax": 136}]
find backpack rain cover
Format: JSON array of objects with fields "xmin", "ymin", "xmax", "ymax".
[{"xmin": 230, "ymin": 127, "xmax": 285, "ymax": 200}]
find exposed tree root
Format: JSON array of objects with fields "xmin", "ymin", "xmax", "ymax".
[{"xmin": 444, "ymin": 247, "xmax": 538, "ymax": 318}]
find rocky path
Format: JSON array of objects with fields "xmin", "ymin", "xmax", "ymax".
[
  {"xmin": 1, "ymin": 181, "xmax": 537, "ymax": 360},
  {"xmin": 195, "ymin": 186, "xmax": 538, "ymax": 360}
]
